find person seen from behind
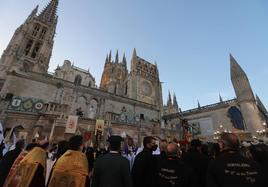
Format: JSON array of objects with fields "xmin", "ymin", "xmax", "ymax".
[
  {"xmin": 47, "ymin": 135, "xmax": 89, "ymax": 187},
  {"xmin": 131, "ymin": 136, "xmax": 158, "ymax": 187},
  {"xmin": 91, "ymin": 135, "xmax": 132, "ymax": 187},
  {"xmin": 207, "ymin": 132, "xmax": 266, "ymax": 187},
  {"xmin": 156, "ymin": 142, "xmax": 198, "ymax": 187}
]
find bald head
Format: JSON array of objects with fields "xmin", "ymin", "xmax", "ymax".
[
  {"xmin": 167, "ymin": 143, "xmax": 180, "ymax": 157},
  {"xmin": 220, "ymin": 132, "xmax": 240, "ymax": 150}
]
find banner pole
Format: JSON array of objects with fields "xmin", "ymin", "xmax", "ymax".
[{"xmin": 49, "ymin": 119, "xmax": 56, "ymax": 141}]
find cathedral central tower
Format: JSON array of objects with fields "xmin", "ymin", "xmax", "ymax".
[{"xmin": 100, "ymin": 51, "xmax": 128, "ymax": 96}]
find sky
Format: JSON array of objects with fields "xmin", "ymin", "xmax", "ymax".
[{"xmin": 0, "ymin": 0, "xmax": 267, "ymax": 110}]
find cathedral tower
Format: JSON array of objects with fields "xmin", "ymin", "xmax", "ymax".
[
  {"xmin": 0, "ymin": 0, "xmax": 58, "ymax": 78},
  {"xmin": 100, "ymin": 50, "xmax": 128, "ymax": 96},
  {"xmin": 163, "ymin": 92, "xmax": 179, "ymax": 115},
  {"xmin": 230, "ymin": 54, "xmax": 264, "ymax": 133},
  {"xmin": 128, "ymin": 49, "xmax": 163, "ymax": 108}
]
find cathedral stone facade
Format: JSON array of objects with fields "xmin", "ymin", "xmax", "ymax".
[
  {"xmin": 0, "ymin": 0, "xmax": 170, "ymax": 145},
  {"xmin": 0, "ymin": 0, "xmax": 267, "ymax": 144}
]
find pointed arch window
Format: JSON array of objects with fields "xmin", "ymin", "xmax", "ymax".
[
  {"xmin": 74, "ymin": 75, "xmax": 82, "ymax": 86},
  {"xmin": 39, "ymin": 27, "xmax": 47, "ymax": 39},
  {"xmin": 114, "ymin": 84, "xmax": 118, "ymax": 94},
  {"xmin": 23, "ymin": 63, "xmax": 30, "ymax": 72},
  {"xmin": 125, "ymin": 82, "xmax": 128, "ymax": 95},
  {"xmin": 227, "ymin": 106, "xmax": 245, "ymax": 130},
  {"xmin": 32, "ymin": 24, "xmax": 41, "ymax": 37},
  {"xmin": 24, "ymin": 40, "xmax": 33, "ymax": 56},
  {"xmin": 31, "ymin": 42, "xmax": 41, "ymax": 58}
]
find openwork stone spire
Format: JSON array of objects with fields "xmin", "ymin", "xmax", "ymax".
[
  {"xmin": 167, "ymin": 91, "xmax": 172, "ymax": 106},
  {"xmin": 219, "ymin": 93, "xmax": 223, "ymax": 102},
  {"xmin": 38, "ymin": 0, "xmax": 58, "ymax": 24},
  {"xmin": 122, "ymin": 53, "xmax": 127, "ymax": 66},
  {"xmin": 173, "ymin": 93, "xmax": 178, "ymax": 108},
  {"xmin": 115, "ymin": 50, "xmax": 119, "ymax": 63},
  {"xmin": 197, "ymin": 100, "xmax": 201, "ymax": 108}
]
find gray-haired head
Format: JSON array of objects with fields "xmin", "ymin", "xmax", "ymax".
[{"xmin": 220, "ymin": 132, "xmax": 240, "ymax": 150}]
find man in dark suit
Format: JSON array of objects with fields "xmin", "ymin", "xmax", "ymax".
[
  {"xmin": 91, "ymin": 136, "xmax": 132, "ymax": 187},
  {"xmin": 182, "ymin": 139, "xmax": 209, "ymax": 187},
  {"xmin": 131, "ymin": 136, "xmax": 158, "ymax": 187}
]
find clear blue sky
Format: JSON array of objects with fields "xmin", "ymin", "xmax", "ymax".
[{"xmin": 0, "ymin": 0, "xmax": 267, "ymax": 110}]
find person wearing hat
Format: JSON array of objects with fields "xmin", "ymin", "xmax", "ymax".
[{"xmin": 91, "ymin": 135, "xmax": 132, "ymax": 187}]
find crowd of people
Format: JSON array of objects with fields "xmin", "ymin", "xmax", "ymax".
[{"xmin": 0, "ymin": 132, "xmax": 268, "ymax": 187}]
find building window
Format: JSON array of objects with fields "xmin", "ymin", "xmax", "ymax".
[
  {"xmin": 227, "ymin": 106, "xmax": 245, "ymax": 130},
  {"xmin": 140, "ymin": 114, "xmax": 145, "ymax": 121},
  {"xmin": 39, "ymin": 27, "xmax": 47, "ymax": 39},
  {"xmin": 23, "ymin": 63, "xmax": 30, "ymax": 72},
  {"xmin": 125, "ymin": 82, "xmax": 128, "ymax": 95},
  {"xmin": 31, "ymin": 42, "xmax": 41, "ymax": 58},
  {"xmin": 114, "ymin": 84, "xmax": 117, "ymax": 94},
  {"xmin": 5, "ymin": 93, "xmax": 13, "ymax": 101},
  {"xmin": 32, "ymin": 24, "xmax": 40, "ymax": 37},
  {"xmin": 24, "ymin": 40, "xmax": 33, "ymax": 56},
  {"xmin": 74, "ymin": 75, "xmax": 82, "ymax": 86}
]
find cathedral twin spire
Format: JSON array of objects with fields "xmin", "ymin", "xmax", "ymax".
[
  {"xmin": 167, "ymin": 91, "xmax": 179, "ymax": 109},
  {"xmin": 38, "ymin": 0, "xmax": 58, "ymax": 25},
  {"xmin": 219, "ymin": 94, "xmax": 223, "ymax": 102},
  {"xmin": 105, "ymin": 50, "xmax": 127, "ymax": 67}
]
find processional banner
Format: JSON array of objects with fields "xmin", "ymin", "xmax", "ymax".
[
  {"xmin": 95, "ymin": 119, "xmax": 104, "ymax": 135},
  {"xmin": 65, "ymin": 115, "xmax": 78, "ymax": 134}
]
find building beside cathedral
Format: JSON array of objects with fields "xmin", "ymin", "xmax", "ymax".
[
  {"xmin": 0, "ymin": 0, "xmax": 267, "ymax": 144},
  {"xmin": 163, "ymin": 55, "xmax": 268, "ymax": 141}
]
